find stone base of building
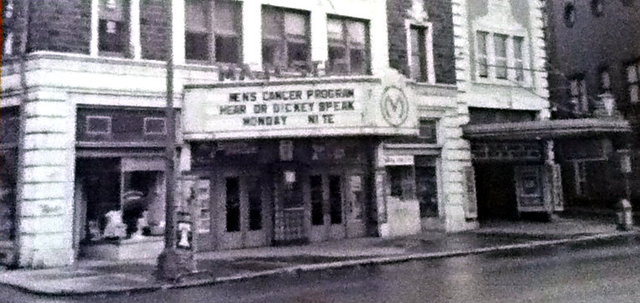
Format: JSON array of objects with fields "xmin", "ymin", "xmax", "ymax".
[{"xmin": 80, "ymin": 237, "xmax": 164, "ymax": 261}]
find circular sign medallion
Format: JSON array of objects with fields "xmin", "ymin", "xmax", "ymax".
[{"xmin": 380, "ymin": 86, "xmax": 409, "ymax": 126}]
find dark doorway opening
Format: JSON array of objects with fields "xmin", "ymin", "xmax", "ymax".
[{"xmin": 475, "ymin": 163, "xmax": 518, "ymax": 221}]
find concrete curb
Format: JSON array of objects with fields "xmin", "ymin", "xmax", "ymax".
[
  {"xmin": 167, "ymin": 231, "xmax": 638, "ymax": 289},
  {"xmin": 3, "ymin": 231, "xmax": 637, "ymax": 296}
]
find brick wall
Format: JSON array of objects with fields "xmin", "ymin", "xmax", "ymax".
[
  {"xmin": 386, "ymin": 0, "xmax": 456, "ymax": 84},
  {"xmin": 27, "ymin": 0, "xmax": 91, "ymax": 54},
  {"xmin": 141, "ymin": 0, "xmax": 169, "ymax": 61}
]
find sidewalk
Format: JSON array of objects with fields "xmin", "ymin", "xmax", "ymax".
[{"xmin": 0, "ymin": 217, "xmax": 636, "ymax": 296}]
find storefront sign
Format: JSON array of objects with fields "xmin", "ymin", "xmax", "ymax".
[
  {"xmin": 186, "ymin": 85, "xmax": 361, "ymax": 131},
  {"xmin": 183, "ymin": 78, "xmax": 417, "ymax": 139},
  {"xmin": 381, "ymin": 155, "xmax": 414, "ymax": 166}
]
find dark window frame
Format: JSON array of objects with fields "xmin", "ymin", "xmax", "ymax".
[
  {"xmin": 326, "ymin": 15, "xmax": 370, "ymax": 76},
  {"xmin": 184, "ymin": 0, "xmax": 242, "ymax": 64},
  {"xmin": 98, "ymin": 0, "xmax": 130, "ymax": 57},
  {"xmin": 564, "ymin": 3, "xmax": 576, "ymax": 28},
  {"xmin": 591, "ymin": 0, "xmax": 604, "ymax": 17},
  {"xmin": 409, "ymin": 25, "xmax": 429, "ymax": 82},
  {"xmin": 261, "ymin": 5, "xmax": 311, "ymax": 72}
]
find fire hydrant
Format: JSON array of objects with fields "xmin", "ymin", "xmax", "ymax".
[{"xmin": 616, "ymin": 199, "xmax": 633, "ymax": 231}]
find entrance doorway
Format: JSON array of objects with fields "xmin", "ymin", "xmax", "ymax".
[
  {"xmin": 308, "ymin": 174, "xmax": 346, "ymax": 242},
  {"xmin": 475, "ymin": 163, "xmax": 518, "ymax": 220},
  {"xmin": 218, "ymin": 175, "xmax": 269, "ymax": 249}
]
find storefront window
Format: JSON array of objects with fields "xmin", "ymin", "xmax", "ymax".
[
  {"xmin": 79, "ymin": 158, "xmax": 166, "ymax": 243},
  {"xmin": 387, "ymin": 166, "xmax": 415, "ymax": 201}
]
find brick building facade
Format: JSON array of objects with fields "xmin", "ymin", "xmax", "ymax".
[{"xmin": 544, "ymin": 0, "xmax": 639, "ymax": 211}]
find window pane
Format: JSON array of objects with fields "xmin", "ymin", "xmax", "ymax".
[
  {"xmin": 225, "ymin": 177, "xmax": 240, "ymax": 232},
  {"xmin": 389, "ymin": 167, "xmax": 403, "ymax": 198},
  {"xmin": 310, "ymin": 175, "xmax": 323, "ymax": 226},
  {"xmin": 495, "ymin": 58, "xmax": 507, "ymax": 79},
  {"xmin": 513, "ymin": 37, "xmax": 523, "ymax": 59},
  {"xmin": 477, "ymin": 31, "xmax": 488, "ymax": 78},
  {"xmin": 327, "ymin": 19, "xmax": 344, "ymax": 41},
  {"xmin": 213, "ymin": 1, "xmax": 238, "ymax": 35},
  {"xmin": 186, "ymin": 32, "xmax": 210, "ymax": 61},
  {"xmin": 100, "ymin": 0, "xmax": 125, "ymax": 21},
  {"xmin": 262, "ymin": 39, "xmax": 282, "ymax": 66},
  {"xmin": 515, "ymin": 61, "xmax": 524, "ymax": 81},
  {"xmin": 329, "ymin": 175, "xmax": 342, "ymax": 224},
  {"xmin": 570, "ymin": 80, "xmax": 579, "ymax": 96},
  {"xmin": 215, "ymin": 35, "xmax": 239, "ymax": 63},
  {"xmin": 287, "ymin": 41, "xmax": 308, "ymax": 64},
  {"xmin": 185, "ymin": 0, "xmax": 208, "ymax": 32},
  {"xmin": 477, "ymin": 31, "xmax": 487, "ymax": 56},
  {"xmin": 99, "ymin": 20, "xmax": 125, "ymax": 53},
  {"xmin": 347, "ymin": 21, "xmax": 366, "ymax": 44},
  {"xmin": 630, "ymin": 85, "xmax": 639, "ymax": 103},
  {"xmin": 248, "ymin": 177, "xmax": 262, "ymax": 231},
  {"xmin": 328, "ymin": 45, "xmax": 348, "ymax": 74},
  {"xmin": 495, "ymin": 34, "xmax": 508, "ymax": 80},
  {"xmin": 262, "ymin": 9, "xmax": 281, "ymax": 38},
  {"xmin": 284, "ymin": 13, "xmax": 306, "ymax": 36},
  {"xmin": 627, "ymin": 65, "xmax": 639, "ymax": 83},
  {"xmin": 600, "ymin": 70, "xmax": 611, "ymax": 90},
  {"xmin": 350, "ymin": 48, "xmax": 366, "ymax": 74}
]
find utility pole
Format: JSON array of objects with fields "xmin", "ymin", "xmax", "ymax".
[{"xmin": 156, "ymin": 0, "xmax": 182, "ymax": 281}]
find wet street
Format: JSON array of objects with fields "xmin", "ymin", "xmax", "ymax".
[{"xmin": 3, "ymin": 236, "xmax": 640, "ymax": 303}]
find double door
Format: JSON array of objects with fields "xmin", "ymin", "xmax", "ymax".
[
  {"xmin": 218, "ymin": 174, "xmax": 269, "ymax": 250},
  {"xmin": 307, "ymin": 171, "xmax": 366, "ymax": 242}
]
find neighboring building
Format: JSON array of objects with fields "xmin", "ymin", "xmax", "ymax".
[
  {"xmin": 0, "ymin": 0, "xmax": 478, "ymax": 268},
  {"xmin": 454, "ymin": 0, "xmax": 566, "ymax": 221},
  {"xmin": 544, "ymin": 0, "xmax": 639, "ymax": 212}
]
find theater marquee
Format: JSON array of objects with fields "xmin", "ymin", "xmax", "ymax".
[{"xmin": 182, "ymin": 78, "xmax": 417, "ymax": 140}]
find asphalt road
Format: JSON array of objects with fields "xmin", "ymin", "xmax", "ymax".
[{"xmin": 3, "ymin": 236, "xmax": 640, "ymax": 303}]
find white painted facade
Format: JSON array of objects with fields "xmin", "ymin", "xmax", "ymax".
[{"xmin": 0, "ymin": 0, "xmax": 479, "ymax": 268}]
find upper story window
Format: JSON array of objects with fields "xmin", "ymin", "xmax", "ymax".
[
  {"xmin": 493, "ymin": 34, "xmax": 508, "ymax": 79},
  {"xmin": 418, "ymin": 119, "xmax": 437, "ymax": 144},
  {"xmin": 3, "ymin": 0, "xmax": 15, "ymax": 57},
  {"xmin": 564, "ymin": 3, "xmax": 576, "ymax": 28},
  {"xmin": 409, "ymin": 25, "xmax": 434, "ymax": 83},
  {"xmin": 99, "ymin": 0, "xmax": 129, "ymax": 56},
  {"xmin": 262, "ymin": 7, "xmax": 310, "ymax": 72},
  {"xmin": 626, "ymin": 61, "xmax": 640, "ymax": 104},
  {"xmin": 568, "ymin": 76, "xmax": 589, "ymax": 114},
  {"xmin": 598, "ymin": 68, "xmax": 611, "ymax": 94},
  {"xmin": 327, "ymin": 17, "xmax": 369, "ymax": 75},
  {"xmin": 475, "ymin": 31, "xmax": 527, "ymax": 83},
  {"xmin": 591, "ymin": 0, "xmax": 604, "ymax": 17},
  {"xmin": 185, "ymin": 0, "xmax": 241, "ymax": 64},
  {"xmin": 477, "ymin": 31, "xmax": 489, "ymax": 78}
]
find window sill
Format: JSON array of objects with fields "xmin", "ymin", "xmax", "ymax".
[{"xmin": 473, "ymin": 77, "xmax": 532, "ymax": 88}]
